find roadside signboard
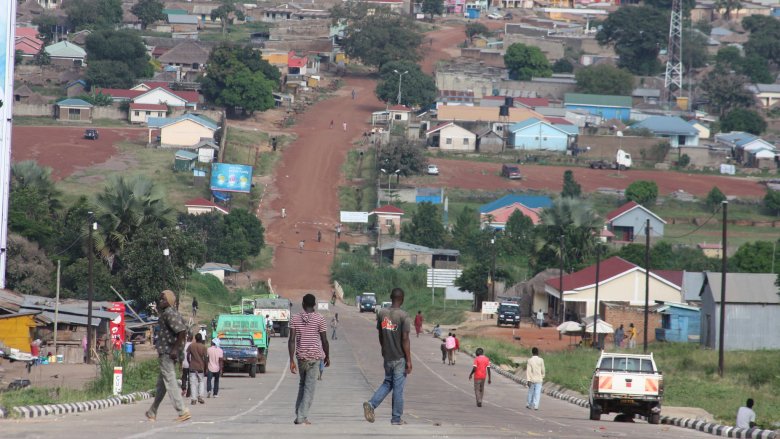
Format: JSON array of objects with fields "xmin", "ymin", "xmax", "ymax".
[
  {"xmin": 108, "ymin": 302, "xmax": 126, "ymax": 350},
  {"xmin": 481, "ymin": 301, "xmax": 499, "ymax": 315},
  {"xmin": 210, "ymin": 163, "xmax": 253, "ymax": 193},
  {"xmin": 445, "ymin": 286, "xmax": 473, "ymax": 301},
  {"xmin": 113, "ymin": 367, "xmax": 123, "ymax": 395},
  {"xmin": 339, "ymin": 211, "xmax": 369, "ymax": 223}
]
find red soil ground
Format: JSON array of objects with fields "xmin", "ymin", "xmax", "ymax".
[
  {"xmin": 425, "ymin": 158, "xmax": 768, "ymax": 198},
  {"xmin": 11, "ymin": 126, "xmax": 147, "ymax": 180}
]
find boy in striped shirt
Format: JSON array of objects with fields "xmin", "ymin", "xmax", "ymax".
[{"xmin": 288, "ymin": 293, "xmax": 330, "ymax": 425}]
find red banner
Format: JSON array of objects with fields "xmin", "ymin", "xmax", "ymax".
[{"xmin": 108, "ymin": 302, "xmax": 126, "ymax": 350}]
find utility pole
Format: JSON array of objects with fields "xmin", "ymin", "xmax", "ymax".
[
  {"xmin": 490, "ymin": 237, "xmax": 496, "ymax": 303},
  {"xmin": 643, "ymin": 219, "xmax": 650, "ymax": 354},
  {"xmin": 664, "ymin": 0, "xmax": 683, "ymax": 106},
  {"xmin": 54, "ymin": 260, "xmax": 60, "ymax": 353},
  {"xmin": 718, "ymin": 201, "xmax": 728, "ymax": 377},
  {"xmin": 86, "ymin": 212, "xmax": 95, "ymax": 364},
  {"xmin": 558, "ymin": 235, "xmax": 565, "ymax": 324},
  {"xmin": 592, "ymin": 245, "xmax": 601, "ymax": 349}
]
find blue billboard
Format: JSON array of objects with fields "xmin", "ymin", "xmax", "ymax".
[{"xmin": 210, "ymin": 163, "xmax": 253, "ymax": 193}]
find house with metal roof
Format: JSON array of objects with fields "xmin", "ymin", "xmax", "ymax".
[
  {"xmin": 630, "ymin": 116, "xmax": 700, "ymax": 147},
  {"xmin": 55, "ymin": 98, "xmax": 93, "ymax": 122},
  {"xmin": 655, "ymin": 302, "xmax": 701, "ymax": 343},
  {"xmin": 688, "ymin": 119, "xmax": 711, "ymax": 139},
  {"xmin": 198, "ymin": 262, "xmax": 240, "ymax": 284},
  {"xmin": 564, "ymin": 93, "xmax": 632, "ymax": 122},
  {"xmin": 372, "ymin": 205, "xmax": 405, "ymax": 237},
  {"xmin": 44, "ymin": 41, "xmax": 87, "ymax": 66},
  {"xmin": 507, "ymin": 117, "xmax": 578, "ymax": 152},
  {"xmin": 605, "ymin": 201, "xmax": 665, "ymax": 241},
  {"xmin": 747, "ymin": 83, "xmax": 780, "ymax": 108},
  {"xmin": 377, "ymin": 241, "xmax": 460, "ymax": 268},
  {"xmin": 129, "ymin": 103, "xmax": 167, "ymax": 124},
  {"xmin": 147, "ymin": 114, "xmax": 219, "ymax": 148},
  {"xmin": 157, "ymin": 40, "xmax": 210, "ymax": 72},
  {"xmin": 699, "ymin": 272, "xmax": 780, "ymax": 350},
  {"xmin": 715, "ymin": 131, "xmax": 777, "ymax": 168},
  {"xmin": 479, "ymin": 194, "xmax": 553, "ymax": 213},
  {"xmin": 425, "ymin": 122, "xmax": 477, "ymax": 151},
  {"xmin": 543, "ymin": 256, "xmax": 683, "ymax": 322}
]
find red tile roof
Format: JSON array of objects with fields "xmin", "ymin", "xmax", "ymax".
[
  {"xmin": 546, "ymin": 256, "xmax": 637, "ymax": 291},
  {"xmin": 373, "ymin": 205, "xmax": 405, "ymax": 215},
  {"xmin": 288, "ymin": 57, "xmax": 307, "ymax": 68},
  {"xmin": 482, "ymin": 202, "xmax": 541, "ymax": 225},
  {"xmin": 653, "ymin": 270, "xmax": 683, "ymax": 288},
  {"xmin": 15, "ymin": 38, "xmax": 43, "ymax": 55},
  {"xmin": 139, "ymin": 82, "xmax": 170, "ymax": 90},
  {"xmin": 605, "ymin": 201, "xmax": 639, "ymax": 222},
  {"xmin": 515, "ymin": 97, "xmax": 549, "ymax": 108},
  {"xmin": 426, "ymin": 121, "xmax": 454, "ymax": 135},
  {"xmin": 98, "ymin": 88, "xmax": 144, "ymax": 99},
  {"xmin": 129, "ymin": 103, "xmax": 168, "ymax": 111},
  {"xmin": 389, "ymin": 105, "xmax": 411, "ymax": 111}
]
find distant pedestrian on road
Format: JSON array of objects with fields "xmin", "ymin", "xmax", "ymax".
[
  {"xmin": 317, "ymin": 230, "xmax": 322, "ymax": 242},
  {"xmin": 440, "ymin": 339, "xmax": 447, "ymax": 364},
  {"xmin": 628, "ymin": 323, "xmax": 637, "ymax": 349},
  {"xmin": 454, "ymin": 333, "xmax": 460, "ymax": 353},
  {"xmin": 206, "ymin": 339, "xmax": 223, "ymax": 398},
  {"xmin": 352, "ymin": 89, "xmax": 356, "ymax": 100},
  {"xmin": 336, "ymin": 224, "xmax": 342, "ymax": 239},
  {"xmin": 181, "ymin": 334, "xmax": 192, "ymax": 398},
  {"xmin": 289, "ymin": 293, "xmax": 330, "ymax": 425},
  {"xmin": 266, "ymin": 314, "xmax": 274, "ymax": 337},
  {"xmin": 342, "ymin": 122, "xmax": 347, "ymax": 131},
  {"xmin": 192, "ymin": 297, "xmax": 198, "ymax": 318},
  {"xmin": 282, "ymin": 208, "xmax": 286, "ymax": 218},
  {"xmin": 736, "ymin": 398, "xmax": 757, "ymax": 429},
  {"xmin": 445, "ymin": 333, "xmax": 456, "ymax": 365},
  {"xmin": 414, "ymin": 311, "xmax": 423, "ymax": 337},
  {"xmin": 272, "ymin": 137, "xmax": 278, "ymax": 151},
  {"xmin": 146, "ymin": 290, "xmax": 191, "ymax": 422},
  {"xmin": 469, "ymin": 348, "xmax": 491, "ymax": 407},
  {"xmin": 614, "ymin": 324, "xmax": 625, "ymax": 349},
  {"xmin": 536, "ymin": 309, "xmax": 544, "ymax": 328},
  {"xmin": 331, "ymin": 313, "xmax": 339, "ymax": 340},
  {"xmin": 526, "ymin": 347, "xmax": 545, "ymax": 411},
  {"xmin": 187, "ymin": 333, "xmax": 208, "ymax": 405},
  {"xmin": 329, "ymin": 120, "xmax": 334, "ymax": 129},
  {"xmin": 432, "ymin": 324, "xmax": 441, "ymax": 338},
  {"xmin": 299, "ymin": 240, "xmax": 305, "ymax": 253},
  {"xmin": 363, "ymin": 288, "xmax": 412, "ymax": 425}
]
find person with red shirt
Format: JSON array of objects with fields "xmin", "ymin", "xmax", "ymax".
[
  {"xmin": 454, "ymin": 333, "xmax": 460, "ymax": 352},
  {"xmin": 414, "ymin": 311, "xmax": 423, "ymax": 338},
  {"xmin": 468, "ymin": 348, "xmax": 491, "ymax": 407}
]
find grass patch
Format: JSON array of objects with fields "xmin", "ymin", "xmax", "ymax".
[
  {"xmin": 332, "ymin": 250, "xmax": 467, "ymax": 325},
  {"xmin": 12, "ymin": 117, "xmax": 131, "ymax": 127},
  {"xmin": 181, "ymin": 271, "xmax": 244, "ymax": 324},
  {"xmin": 244, "ymin": 246, "xmax": 274, "ymax": 271},
  {"xmin": 198, "ymin": 21, "xmax": 271, "ymax": 43},
  {"xmin": 460, "ymin": 336, "xmax": 531, "ymax": 368}
]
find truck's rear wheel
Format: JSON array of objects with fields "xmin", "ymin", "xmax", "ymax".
[
  {"xmin": 648, "ymin": 413, "xmax": 660, "ymax": 424},
  {"xmin": 249, "ymin": 364, "xmax": 257, "ymax": 378},
  {"xmin": 257, "ymin": 364, "xmax": 266, "ymax": 374},
  {"xmin": 589, "ymin": 405, "xmax": 601, "ymax": 421},
  {"xmin": 619, "ymin": 165, "xmax": 626, "ymax": 171}
]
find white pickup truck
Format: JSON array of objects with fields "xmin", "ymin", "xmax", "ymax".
[{"xmin": 588, "ymin": 352, "xmax": 664, "ymax": 424}]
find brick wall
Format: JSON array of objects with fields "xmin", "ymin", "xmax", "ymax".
[{"xmin": 600, "ymin": 302, "xmax": 661, "ymax": 345}]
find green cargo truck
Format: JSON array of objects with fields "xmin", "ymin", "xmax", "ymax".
[{"xmin": 212, "ymin": 314, "xmax": 268, "ymax": 373}]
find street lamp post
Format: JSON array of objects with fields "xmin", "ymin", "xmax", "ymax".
[
  {"xmin": 86, "ymin": 212, "xmax": 96, "ymax": 364},
  {"xmin": 380, "ymin": 168, "xmax": 400, "ymax": 203},
  {"xmin": 393, "ymin": 69, "xmax": 409, "ymax": 106}
]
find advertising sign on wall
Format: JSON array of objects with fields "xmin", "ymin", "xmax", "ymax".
[
  {"xmin": 210, "ymin": 163, "xmax": 253, "ymax": 193},
  {"xmin": 108, "ymin": 302, "xmax": 126, "ymax": 350}
]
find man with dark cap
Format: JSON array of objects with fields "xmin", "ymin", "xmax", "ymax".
[{"xmin": 146, "ymin": 290, "xmax": 191, "ymax": 422}]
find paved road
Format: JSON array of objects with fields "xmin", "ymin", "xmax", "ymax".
[{"xmin": 1, "ymin": 305, "xmax": 712, "ymax": 438}]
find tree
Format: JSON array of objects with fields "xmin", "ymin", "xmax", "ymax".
[
  {"xmin": 732, "ymin": 241, "xmax": 780, "ymax": 273},
  {"xmin": 743, "ymin": 15, "xmax": 780, "ymax": 64},
  {"xmin": 705, "ymin": 186, "xmax": 726, "ymax": 212},
  {"xmin": 455, "ymin": 261, "xmax": 490, "ymax": 311},
  {"xmin": 575, "ymin": 64, "xmax": 634, "ymax": 96},
  {"xmin": 503, "ymin": 43, "xmax": 552, "ymax": 80},
  {"xmin": 720, "ymin": 108, "xmax": 767, "ymax": 135},
  {"xmin": 552, "ymin": 58, "xmax": 574, "ymax": 73},
  {"xmin": 6, "ymin": 233, "xmax": 55, "ymax": 295},
  {"xmin": 93, "ymin": 175, "xmax": 174, "ymax": 270},
  {"xmin": 451, "ymin": 206, "xmax": 481, "ymax": 256},
  {"xmin": 211, "ymin": 1, "xmax": 246, "ymax": 35},
  {"xmin": 701, "ymin": 70, "xmax": 753, "ymax": 116},
  {"xmin": 625, "ymin": 181, "xmax": 659, "ymax": 207},
  {"xmin": 86, "ymin": 60, "xmax": 136, "ymax": 88},
  {"xmin": 465, "ymin": 22, "xmax": 489, "ymax": 42},
  {"xmin": 65, "ymin": 0, "xmax": 123, "ymax": 29},
  {"xmin": 502, "ymin": 209, "xmax": 534, "ymax": 256},
  {"xmin": 223, "ymin": 208, "xmax": 265, "ymax": 259},
  {"xmin": 339, "ymin": 11, "xmax": 422, "ymax": 69},
  {"xmin": 33, "ymin": 48, "xmax": 51, "ymax": 66},
  {"xmin": 401, "ymin": 202, "xmax": 445, "ymax": 248},
  {"xmin": 421, "ymin": 0, "xmax": 444, "ymax": 20},
  {"xmin": 9, "ymin": 161, "xmax": 61, "ymax": 246},
  {"xmin": 534, "ymin": 198, "xmax": 602, "ymax": 272},
  {"xmin": 618, "ymin": 242, "xmax": 721, "ymax": 271},
  {"xmin": 131, "ymin": 0, "xmax": 165, "ymax": 29},
  {"xmin": 561, "ymin": 170, "xmax": 582, "ymax": 198},
  {"xmin": 201, "ymin": 44, "xmax": 279, "ymax": 117},
  {"xmin": 677, "ymin": 153, "xmax": 690, "ymax": 168},
  {"xmin": 715, "ymin": 47, "xmax": 773, "ymax": 83},
  {"xmin": 596, "ymin": 6, "xmax": 668, "ymax": 75},
  {"xmin": 378, "ymin": 139, "xmax": 428, "ymax": 177},
  {"xmin": 375, "ymin": 61, "xmax": 437, "ymax": 107},
  {"xmin": 32, "ymin": 14, "xmax": 59, "ymax": 43},
  {"xmin": 86, "ymin": 29, "xmax": 153, "ymax": 80},
  {"xmin": 683, "ymin": 29, "xmax": 709, "ymax": 71},
  {"xmin": 717, "ymin": 0, "xmax": 742, "ymax": 21},
  {"xmin": 764, "ymin": 189, "xmax": 780, "ymax": 216},
  {"xmin": 61, "ymin": 257, "xmax": 117, "ymax": 300},
  {"xmin": 15, "ymin": 50, "xmax": 23, "ymax": 66}
]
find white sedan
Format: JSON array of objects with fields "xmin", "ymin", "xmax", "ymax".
[
  {"xmin": 427, "ymin": 164, "xmax": 439, "ymax": 175},
  {"xmin": 487, "ymin": 13, "xmax": 502, "ymax": 19}
]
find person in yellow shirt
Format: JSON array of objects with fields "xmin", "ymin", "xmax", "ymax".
[{"xmin": 628, "ymin": 323, "xmax": 637, "ymax": 349}]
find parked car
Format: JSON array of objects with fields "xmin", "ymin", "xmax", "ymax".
[
  {"xmin": 487, "ymin": 12, "xmax": 502, "ymax": 19},
  {"xmin": 84, "ymin": 129, "xmax": 99, "ymax": 140},
  {"xmin": 427, "ymin": 164, "xmax": 439, "ymax": 175},
  {"xmin": 503, "ymin": 12, "xmax": 514, "ymax": 20},
  {"xmin": 501, "ymin": 164, "xmax": 522, "ymax": 179}
]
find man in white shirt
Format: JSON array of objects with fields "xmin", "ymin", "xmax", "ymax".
[
  {"xmin": 526, "ymin": 347, "xmax": 545, "ymax": 410},
  {"xmin": 735, "ymin": 398, "xmax": 757, "ymax": 429}
]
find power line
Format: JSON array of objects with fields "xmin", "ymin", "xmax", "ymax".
[{"xmin": 663, "ymin": 204, "xmax": 722, "ymax": 240}]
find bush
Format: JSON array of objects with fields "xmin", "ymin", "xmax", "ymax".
[
  {"xmin": 677, "ymin": 153, "xmax": 690, "ymax": 168},
  {"xmin": 337, "ymin": 241, "xmax": 350, "ymax": 251},
  {"xmin": 625, "ymin": 180, "xmax": 659, "ymax": 206}
]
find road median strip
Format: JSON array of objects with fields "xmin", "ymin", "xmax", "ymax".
[
  {"xmin": 0, "ymin": 390, "xmax": 154, "ymax": 419},
  {"xmin": 456, "ymin": 341, "xmax": 777, "ymax": 439}
]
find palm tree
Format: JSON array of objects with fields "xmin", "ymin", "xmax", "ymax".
[
  {"xmin": 535, "ymin": 198, "xmax": 603, "ymax": 271},
  {"xmin": 11, "ymin": 160, "xmax": 61, "ymax": 212},
  {"xmin": 93, "ymin": 175, "xmax": 173, "ymax": 270}
]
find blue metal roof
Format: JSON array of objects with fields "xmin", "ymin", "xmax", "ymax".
[
  {"xmin": 508, "ymin": 118, "xmax": 578, "ymax": 136},
  {"xmin": 56, "ymin": 98, "xmax": 92, "ymax": 107},
  {"xmin": 479, "ymin": 194, "xmax": 553, "ymax": 213},
  {"xmin": 716, "ymin": 131, "xmax": 758, "ymax": 146},
  {"xmin": 508, "ymin": 118, "xmax": 543, "ymax": 132},
  {"xmin": 631, "ymin": 116, "xmax": 698, "ymax": 136},
  {"xmin": 147, "ymin": 114, "xmax": 218, "ymax": 131},
  {"xmin": 175, "ymin": 149, "xmax": 198, "ymax": 160}
]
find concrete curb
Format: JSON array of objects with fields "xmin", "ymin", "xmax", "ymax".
[
  {"xmin": 0, "ymin": 390, "xmax": 154, "ymax": 419},
  {"xmin": 458, "ymin": 346, "xmax": 777, "ymax": 439}
]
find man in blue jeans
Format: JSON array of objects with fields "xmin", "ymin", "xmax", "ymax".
[
  {"xmin": 526, "ymin": 347, "xmax": 546, "ymax": 410},
  {"xmin": 363, "ymin": 288, "xmax": 412, "ymax": 425}
]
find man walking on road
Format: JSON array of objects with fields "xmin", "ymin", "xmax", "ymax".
[
  {"xmin": 469, "ymin": 348, "xmax": 491, "ymax": 407},
  {"xmin": 206, "ymin": 339, "xmax": 223, "ymax": 398},
  {"xmin": 146, "ymin": 290, "xmax": 190, "ymax": 422},
  {"xmin": 186, "ymin": 333, "xmax": 208, "ymax": 405},
  {"xmin": 181, "ymin": 333, "xmax": 192, "ymax": 398},
  {"xmin": 342, "ymin": 122, "xmax": 347, "ymax": 131},
  {"xmin": 526, "ymin": 347, "xmax": 545, "ymax": 410},
  {"xmin": 289, "ymin": 294, "xmax": 330, "ymax": 425},
  {"xmin": 363, "ymin": 288, "xmax": 412, "ymax": 425},
  {"xmin": 414, "ymin": 311, "xmax": 423, "ymax": 337},
  {"xmin": 331, "ymin": 313, "xmax": 339, "ymax": 340}
]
